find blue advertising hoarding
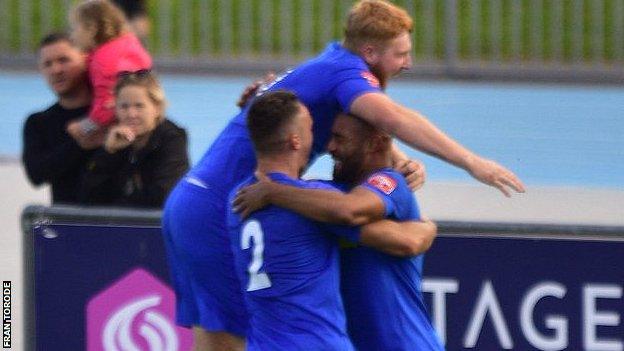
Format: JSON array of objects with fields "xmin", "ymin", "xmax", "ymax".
[
  {"xmin": 23, "ymin": 206, "xmax": 624, "ymax": 351},
  {"xmin": 422, "ymin": 235, "xmax": 623, "ymax": 350},
  {"xmin": 31, "ymin": 224, "xmax": 192, "ymax": 351}
]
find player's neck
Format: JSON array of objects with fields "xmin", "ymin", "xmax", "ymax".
[
  {"xmin": 256, "ymin": 156, "xmax": 301, "ymax": 179},
  {"xmin": 360, "ymin": 153, "xmax": 393, "ymax": 181}
]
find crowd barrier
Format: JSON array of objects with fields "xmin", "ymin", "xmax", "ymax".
[{"xmin": 22, "ymin": 205, "xmax": 624, "ymax": 350}]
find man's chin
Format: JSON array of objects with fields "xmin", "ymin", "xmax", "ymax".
[
  {"xmin": 52, "ymin": 84, "xmax": 69, "ymax": 95},
  {"xmin": 332, "ymin": 162, "xmax": 342, "ymax": 180}
]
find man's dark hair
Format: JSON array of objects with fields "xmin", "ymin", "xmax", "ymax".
[
  {"xmin": 247, "ymin": 90, "xmax": 302, "ymax": 155},
  {"xmin": 38, "ymin": 31, "xmax": 72, "ymax": 50},
  {"xmin": 345, "ymin": 113, "xmax": 376, "ymax": 137}
]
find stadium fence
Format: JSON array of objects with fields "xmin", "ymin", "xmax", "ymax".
[{"xmin": 1, "ymin": 0, "xmax": 623, "ymax": 82}]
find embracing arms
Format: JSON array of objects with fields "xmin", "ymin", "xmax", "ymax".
[{"xmin": 233, "ymin": 178, "xmax": 385, "ymax": 226}]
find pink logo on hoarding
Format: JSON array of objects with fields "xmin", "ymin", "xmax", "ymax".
[{"xmin": 86, "ymin": 268, "xmax": 192, "ymax": 351}]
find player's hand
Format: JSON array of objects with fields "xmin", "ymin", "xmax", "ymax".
[
  {"xmin": 394, "ymin": 159, "xmax": 426, "ymax": 191},
  {"xmin": 104, "ymin": 125, "xmax": 135, "ymax": 154},
  {"xmin": 236, "ymin": 72, "xmax": 276, "ymax": 108},
  {"xmin": 466, "ymin": 156, "xmax": 525, "ymax": 197},
  {"xmin": 233, "ymin": 173, "xmax": 275, "ymax": 218}
]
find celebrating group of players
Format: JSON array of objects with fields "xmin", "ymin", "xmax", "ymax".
[{"xmin": 162, "ymin": 1, "xmax": 525, "ymax": 350}]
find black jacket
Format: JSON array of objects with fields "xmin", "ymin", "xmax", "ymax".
[
  {"xmin": 78, "ymin": 119, "xmax": 189, "ymax": 208},
  {"xmin": 22, "ymin": 103, "xmax": 93, "ymax": 204}
]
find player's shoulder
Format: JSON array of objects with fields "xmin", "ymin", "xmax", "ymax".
[
  {"xmin": 322, "ymin": 47, "xmax": 381, "ymax": 89},
  {"xmin": 307, "ymin": 42, "xmax": 368, "ymax": 71},
  {"xmin": 363, "ymin": 168, "xmax": 409, "ymax": 196}
]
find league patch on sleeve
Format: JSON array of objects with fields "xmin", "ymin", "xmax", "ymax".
[
  {"xmin": 361, "ymin": 71, "xmax": 380, "ymax": 88},
  {"xmin": 367, "ymin": 173, "xmax": 397, "ymax": 195}
]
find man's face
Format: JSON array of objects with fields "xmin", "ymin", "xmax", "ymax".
[
  {"xmin": 38, "ymin": 40, "xmax": 87, "ymax": 97},
  {"xmin": 367, "ymin": 32, "xmax": 412, "ymax": 84},
  {"xmin": 327, "ymin": 114, "xmax": 367, "ymax": 185}
]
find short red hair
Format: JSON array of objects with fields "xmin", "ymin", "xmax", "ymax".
[{"xmin": 344, "ymin": 0, "xmax": 413, "ymax": 51}]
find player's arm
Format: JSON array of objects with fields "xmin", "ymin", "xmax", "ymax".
[
  {"xmin": 359, "ymin": 219, "xmax": 437, "ymax": 257},
  {"xmin": 233, "ymin": 179, "xmax": 385, "ymax": 226},
  {"xmin": 350, "ymin": 92, "xmax": 525, "ymax": 197}
]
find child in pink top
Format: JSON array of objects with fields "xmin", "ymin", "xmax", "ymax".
[{"xmin": 67, "ymin": 0, "xmax": 152, "ymax": 138}]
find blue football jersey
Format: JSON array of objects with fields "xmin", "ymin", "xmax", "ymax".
[
  {"xmin": 188, "ymin": 42, "xmax": 381, "ymax": 200},
  {"xmin": 228, "ymin": 173, "xmax": 360, "ymax": 351},
  {"xmin": 339, "ymin": 168, "xmax": 445, "ymax": 351},
  {"xmin": 164, "ymin": 41, "xmax": 381, "ymax": 338}
]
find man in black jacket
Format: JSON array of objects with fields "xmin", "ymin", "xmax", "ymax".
[{"xmin": 22, "ymin": 32, "xmax": 104, "ymax": 204}]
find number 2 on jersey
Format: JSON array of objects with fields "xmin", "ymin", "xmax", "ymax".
[{"xmin": 241, "ymin": 220, "xmax": 272, "ymax": 291}]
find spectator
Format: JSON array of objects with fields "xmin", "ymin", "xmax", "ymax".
[
  {"xmin": 78, "ymin": 71, "xmax": 189, "ymax": 208},
  {"xmin": 22, "ymin": 32, "xmax": 103, "ymax": 204},
  {"xmin": 66, "ymin": 0, "xmax": 152, "ymax": 141}
]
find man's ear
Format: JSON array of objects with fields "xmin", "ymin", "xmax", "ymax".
[
  {"xmin": 361, "ymin": 44, "xmax": 379, "ymax": 64},
  {"xmin": 367, "ymin": 133, "xmax": 391, "ymax": 153},
  {"xmin": 289, "ymin": 133, "xmax": 301, "ymax": 150}
]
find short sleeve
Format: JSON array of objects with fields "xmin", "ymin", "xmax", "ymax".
[
  {"xmin": 333, "ymin": 68, "xmax": 382, "ymax": 113},
  {"xmin": 360, "ymin": 171, "xmax": 405, "ymax": 218}
]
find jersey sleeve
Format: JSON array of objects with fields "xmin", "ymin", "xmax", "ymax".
[
  {"xmin": 359, "ymin": 170, "xmax": 414, "ymax": 219},
  {"xmin": 333, "ymin": 68, "xmax": 382, "ymax": 113}
]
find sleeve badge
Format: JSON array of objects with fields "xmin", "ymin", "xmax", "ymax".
[
  {"xmin": 360, "ymin": 71, "xmax": 380, "ymax": 88},
  {"xmin": 367, "ymin": 173, "xmax": 397, "ymax": 195}
]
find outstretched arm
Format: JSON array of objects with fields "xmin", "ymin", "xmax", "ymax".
[{"xmin": 351, "ymin": 92, "xmax": 525, "ymax": 197}]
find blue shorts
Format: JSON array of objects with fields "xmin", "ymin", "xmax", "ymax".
[{"xmin": 162, "ymin": 179, "xmax": 248, "ymax": 336}]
